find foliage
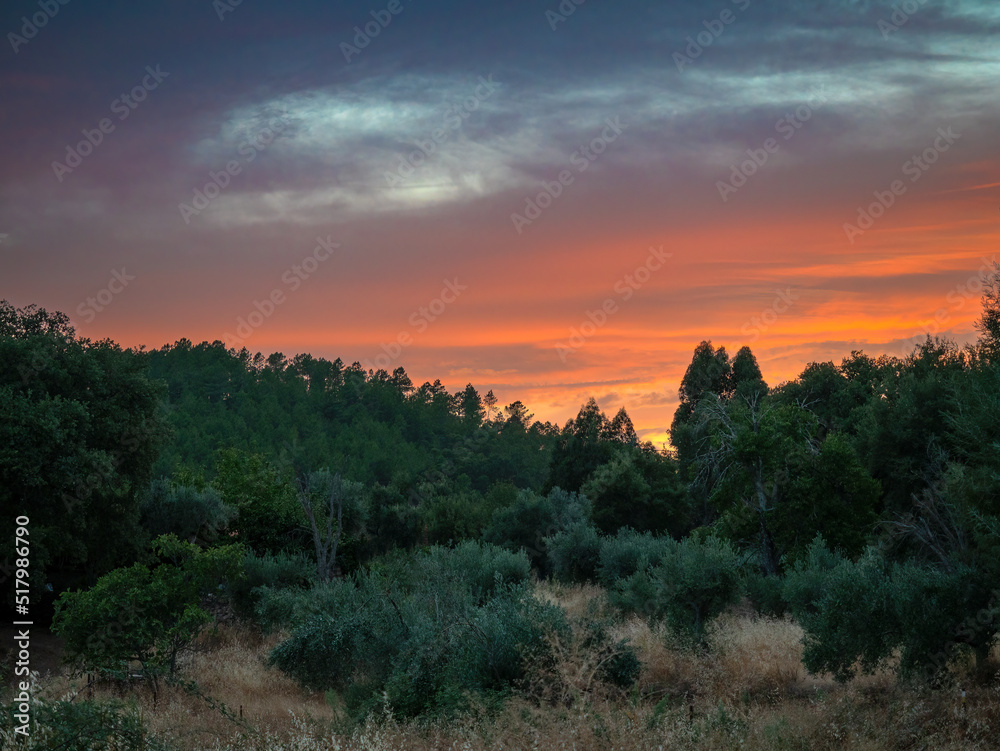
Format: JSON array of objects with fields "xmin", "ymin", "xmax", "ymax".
[
  {"xmin": 140, "ymin": 478, "xmax": 235, "ymax": 545},
  {"xmin": 296, "ymin": 470, "xmax": 367, "ymax": 581},
  {"xmin": 850, "ymin": 338, "xmax": 966, "ymax": 514},
  {"xmin": 482, "ymin": 487, "xmax": 590, "ymax": 574},
  {"xmin": 211, "ymin": 449, "xmax": 302, "ymax": 554},
  {"xmin": 267, "ymin": 542, "xmax": 565, "ymax": 720},
  {"xmin": 228, "ymin": 549, "xmax": 316, "ymax": 620},
  {"xmin": 596, "ymin": 528, "xmax": 673, "ymax": 588},
  {"xmin": 52, "ymin": 535, "xmax": 243, "ymax": 689},
  {"xmin": 545, "ymin": 398, "xmax": 645, "ymax": 495},
  {"xmin": 786, "ymin": 535, "xmax": 1000, "ymax": 682},
  {"xmin": 0, "ymin": 300, "xmax": 167, "ymax": 591},
  {"xmin": 609, "ymin": 535, "xmax": 743, "ymax": 642},
  {"xmin": 546, "ymin": 520, "xmax": 602, "ymax": 583},
  {"xmin": 581, "ymin": 450, "xmax": 682, "ymax": 535},
  {"xmin": 0, "ymin": 697, "xmax": 170, "ymax": 751}
]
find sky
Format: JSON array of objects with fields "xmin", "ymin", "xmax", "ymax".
[{"xmin": 2, "ymin": 0, "xmax": 998, "ymax": 446}]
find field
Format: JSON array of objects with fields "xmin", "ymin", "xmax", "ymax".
[{"xmin": 14, "ymin": 582, "xmax": 1000, "ymax": 751}]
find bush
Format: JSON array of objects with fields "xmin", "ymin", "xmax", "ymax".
[
  {"xmin": 890, "ymin": 561, "xmax": 994, "ymax": 679},
  {"xmin": 52, "ymin": 535, "xmax": 243, "ymax": 689},
  {"xmin": 0, "ymin": 697, "xmax": 170, "ymax": 750},
  {"xmin": 791, "ymin": 547, "xmax": 897, "ymax": 681},
  {"xmin": 650, "ymin": 536, "xmax": 742, "ymax": 642},
  {"xmin": 228, "ymin": 550, "xmax": 316, "ymax": 620},
  {"xmin": 789, "ymin": 540, "xmax": 1000, "ymax": 681},
  {"xmin": 483, "ymin": 488, "xmax": 590, "ymax": 574},
  {"xmin": 268, "ymin": 542, "xmax": 565, "ymax": 720},
  {"xmin": 742, "ymin": 570, "xmax": 787, "ymax": 617},
  {"xmin": 425, "ymin": 539, "xmax": 532, "ymax": 601},
  {"xmin": 604, "ymin": 535, "xmax": 742, "ymax": 643},
  {"xmin": 582, "ymin": 620, "xmax": 641, "ymax": 689},
  {"xmin": 140, "ymin": 478, "xmax": 235, "ymax": 544},
  {"xmin": 211, "ymin": 449, "xmax": 303, "ymax": 554},
  {"xmin": 546, "ymin": 520, "xmax": 602, "ymax": 583},
  {"xmin": 781, "ymin": 534, "xmax": 846, "ymax": 621},
  {"xmin": 596, "ymin": 528, "xmax": 673, "ymax": 588}
]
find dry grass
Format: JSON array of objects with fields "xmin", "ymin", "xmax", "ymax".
[
  {"xmin": 39, "ymin": 623, "xmax": 335, "ymax": 749},
  {"xmin": 26, "ymin": 583, "xmax": 1000, "ymax": 750}
]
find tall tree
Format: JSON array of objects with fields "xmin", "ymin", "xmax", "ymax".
[
  {"xmin": 0, "ymin": 300, "xmax": 166, "ymax": 590},
  {"xmin": 297, "ymin": 470, "xmax": 365, "ymax": 581},
  {"xmin": 606, "ymin": 407, "xmax": 638, "ymax": 445},
  {"xmin": 973, "ymin": 261, "xmax": 1000, "ymax": 361},
  {"xmin": 545, "ymin": 398, "xmax": 615, "ymax": 493}
]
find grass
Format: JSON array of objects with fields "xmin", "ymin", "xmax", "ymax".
[{"xmin": 15, "ymin": 582, "xmax": 1000, "ymax": 750}]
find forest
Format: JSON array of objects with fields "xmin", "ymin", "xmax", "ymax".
[{"xmin": 2, "ymin": 266, "xmax": 999, "ymax": 749}]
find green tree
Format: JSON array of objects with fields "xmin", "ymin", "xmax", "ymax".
[
  {"xmin": 212, "ymin": 449, "xmax": 302, "ymax": 553},
  {"xmin": 650, "ymin": 536, "xmax": 742, "ymax": 643},
  {"xmin": 776, "ymin": 432, "xmax": 880, "ymax": 562},
  {"xmin": 695, "ymin": 394, "xmax": 813, "ymax": 574},
  {"xmin": 696, "ymin": 392, "xmax": 879, "ymax": 573},
  {"xmin": 728, "ymin": 345, "xmax": 768, "ymax": 401},
  {"xmin": 0, "ymin": 301, "xmax": 166, "ymax": 591},
  {"xmin": 852, "ymin": 338, "xmax": 965, "ymax": 514},
  {"xmin": 139, "ymin": 479, "xmax": 235, "ymax": 545},
  {"xmin": 458, "ymin": 383, "xmax": 485, "ymax": 426},
  {"xmin": 52, "ymin": 535, "xmax": 243, "ymax": 698},
  {"xmin": 545, "ymin": 398, "xmax": 615, "ymax": 493},
  {"xmin": 973, "ymin": 261, "xmax": 1000, "ymax": 361}
]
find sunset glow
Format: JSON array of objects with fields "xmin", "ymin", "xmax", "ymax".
[{"xmin": 3, "ymin": 0, "xmax": 998, "ymax": 446}]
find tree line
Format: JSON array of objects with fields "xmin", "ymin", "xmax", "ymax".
[{"xmin": 2, "ymin": 265, "xmax": 999, "ymax": 732}]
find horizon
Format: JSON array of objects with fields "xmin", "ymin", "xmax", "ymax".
[{"xmin": 3, "ymin": 0, "xmax": 999, "ymax": 447}]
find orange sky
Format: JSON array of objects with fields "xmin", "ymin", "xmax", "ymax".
[{"xmin": 3, "ymin": 1, "xmax": 998, "ymax": 447}]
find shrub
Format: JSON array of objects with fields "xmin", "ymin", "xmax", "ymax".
[
  {"xmin": 596, "ymin": 528, "xmax": 673, "ymax": 588},
  {"xmin": 268, "ymin": 542, "xmax": 566, "ymax": 720},
  {"xmin": 424, "ymin": 539, "xmax": 532, "ymax": 601},
  {"xmin": 582, "ymin": 620, "xmax": 641, "ymax": 689},
  {"xmin": 649, "ymin": 536, "xmax": 742, "ymax": 642},
  {"xmin": 0, "ymin": 697, "xmax": 169, "ymax": 751},
  {"xmin": 603, "ymin": 535, "xmax": 742, "ymax": 643},
  {"xmin": 793, "ymin": 547, "xmax": 897, "ymax": 681},
  {"xmin": 890, "ymin": 560, "xmax": 994, "ymax": 679},
  {"xmin": 546, "ymin": 520, "xmax": 602, "ymax": 583},
  {"xmin": 481, "ymin": 487, "xmax": 592, "ymax": 574},
  {"xmin": 52, "ymin": 535, "xmax": 243, "ymax": 691},
  {"xmin": 211, "ymin": 449, "xmax": 303, "ymax": 554},
  {"xmin": 228, "ymin": 550, "xmax": 316, "ymax": 620},
  {"xmin": 742, "ymin": 570, "xmax": 787, "ymax": 617},
  {"xmin": 780, "ymin": 534, "xmax": 846, "ymax": 620},
  {"xmin": 140, "ymin": 478, "xmax": 235, "ymax": 544}
]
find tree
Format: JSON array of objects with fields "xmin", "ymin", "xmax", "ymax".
[
  {"xmin": 483, "ymin": 488, "xmax": 589, "ymax": 573},
  {"xmin": 695, "ymin": 393, "xmax": 876, "ymax": 574},
  {"xmin": 852, "ymin": 338, "xmax": 965, "ymax": 514},
  {"xmin": 52, "ymin": 535, "xmax": 243, "ymax": 699},
  {"xmin": 771, "ymin": 360, "xmax": 869, "ymax": 436},
  {"xmin": 0, "ymin": 300, "xmax": 166, "ymax": 591},
  {"xmin": 502, "ymin": 400, "xmax": 533, "ymax": 431},
  {"xmin": 458, "ymin": 383, "xmax": 485, "ymax": 426},
  {"xmin": 212, "ymin": 449, "xmax": 302, "ymax": 553},
  {"xmin": 139, "ymin": 479, "xmax": 235, "ymax": 545},
  {"xmin": 777, "ymin": 432, "xmax": 880, "ymax": 562},
  {"xmin": 728, "ymin": 345, "xmax": 768, "ymax": 401},
  {"xmin": 606, "ymin": 407, "xmax": 638, "ymax": 445},
  {"xmin": 650, "ymin": 536, "xmax": 742, "ymax": 643},
  {"xmin": 672, "ymin": 341, "xmax": 732, "ymax": 435},
  {"xmin": 973, "ymin": 261, "xmax": 1000, "ymax": 361},
  {"xmin": 483, "ymin": 389, "xmax": 498, "ymax": 421},
  {"xmin": 297, "ymin": 471, "xmax": 366, "ymax": 581},
  {"xmin": 545, "ymin": 398, "xmax": 616, "ymax": 493}
]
